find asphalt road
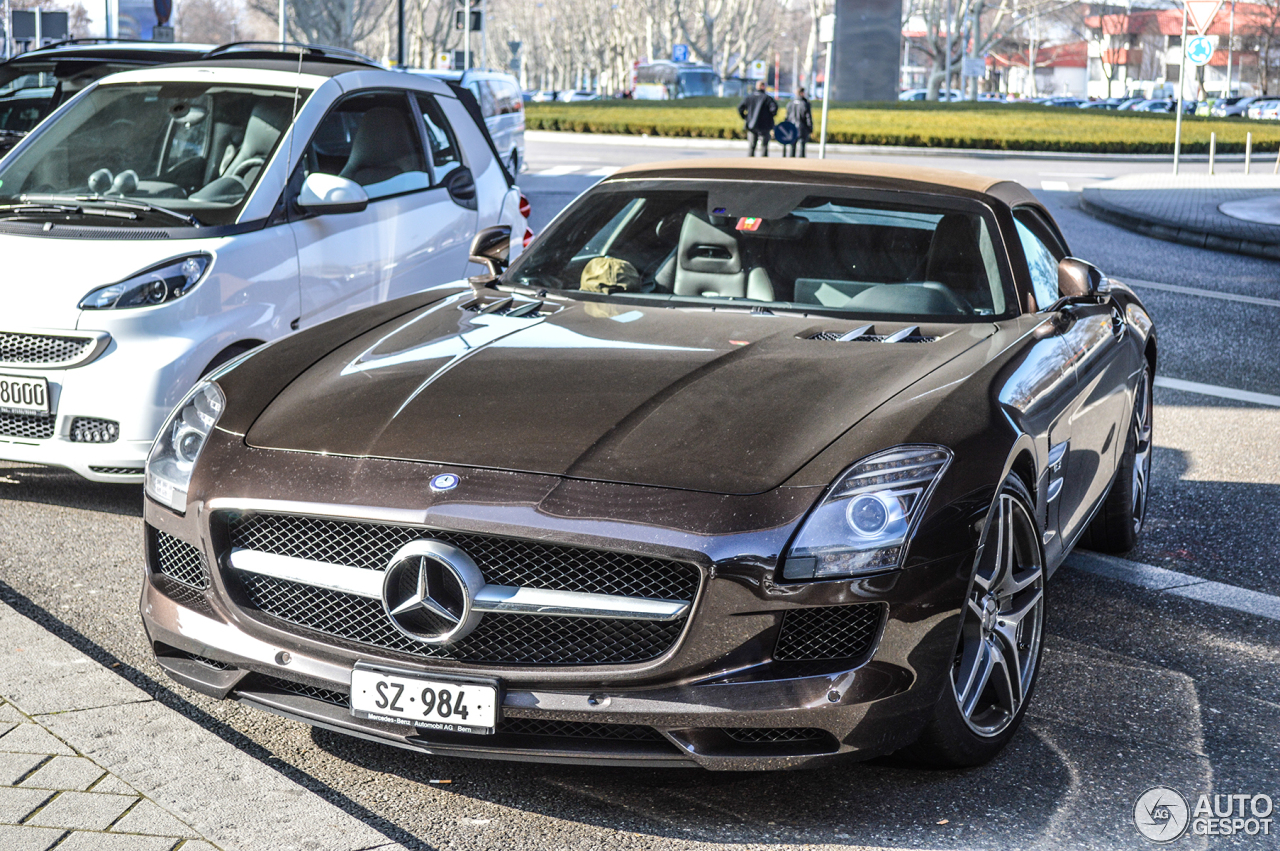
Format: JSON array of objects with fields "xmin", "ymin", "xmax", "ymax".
[{"xmin": 1, "ymin": 137, "xmax": 1277, "ymax": 850}]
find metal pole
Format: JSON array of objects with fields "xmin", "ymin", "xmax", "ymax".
[
  {"xmin": 1173, "ymin": 1, "xmax": 1188, "ymax": 175},
  {"xmin": 278, "ymin": 0, "xmax": 285, "ymax": 45},
  {"xmin": 463, "ymin": 0, "xmax": 471, "ymax": 71},
  {"xmin": 1274, "ymin": 145, "xmax": 1279, "ymax": 174},
  {"xmin": 819, "ymin": 43, "xmax": 833, "ymax": 158},
  {"xmin": 397, "ymin": 0, "xmax": 404, "ymax": 66},
  {"xmin": 1208, "ymin": 131, "xmax": 1215, "ymax": 174},
  {"xmin": 1245, "ymin": 131, "xmax": 1252, "ymax": 173},
  {"xmin": 1226, "ymin": 1, "xmax": 1235, "ymax": 96},
  {"xmin": 3, "ymin": 0, "xmax": 11, "ymax": 60},
  {"xmin": 480, "ymin": 0, "xmax": 486, "ymax": 69},
  {"xmin": 943, "ymin": 0, "xmax": 952, "ymax": 100}
]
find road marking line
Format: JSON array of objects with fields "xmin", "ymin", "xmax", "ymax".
[
  {"xmin": 536, "ymin": 165, "xmax": 580, "ymax": 175},
  {"xmin": 1041, "ymin": 180, "xmax": 1071, "ymax": 191},
  {"xmin": 1154, "ymin": 376, "xmax": 1280, "ymax": 407},
  {"xmin": 1123, "ymin": 277, "xmax": 1280, "ymax": 309},
  {"xmin": 1065, "ymin": 551, "xmax": 1280, "ymax": 622}
]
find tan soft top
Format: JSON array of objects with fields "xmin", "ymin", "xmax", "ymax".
[{"xmin": 609, "ymin": 157, "xmax": 1006, "ymax": 195}]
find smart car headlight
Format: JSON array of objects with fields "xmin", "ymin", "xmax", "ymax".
[
  {"xmin": 782, "ymin": 445, "xmax": 953, "ymax": 580},
  {"xmin": 79, "ymin": 254, "xmax": 211, "ymax": 310},
  {"xmin": 145, "ymin": 380, "xmax": 224, "ymax": 513}
]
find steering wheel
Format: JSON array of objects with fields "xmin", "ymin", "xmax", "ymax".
[{"xmin": 230, "ymin": 157, "xmax": 265, "ymax": 180}]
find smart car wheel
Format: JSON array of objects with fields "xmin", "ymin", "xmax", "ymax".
[
  {"xmin": 1082, "ymin": 362, "xmax": 1153, "ymax": 553},
  {"xmin": 904, "ymin": 476, "xmax": 1046, "ymax": 768}
]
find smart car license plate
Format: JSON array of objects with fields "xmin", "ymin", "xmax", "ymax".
[
  {"xmin": 350, "ymin": 664, "xmax": 498, "ymax": 734},
  {"xmin": 0, "ymin": 374, "xmax": 50, "ymax": 416}
]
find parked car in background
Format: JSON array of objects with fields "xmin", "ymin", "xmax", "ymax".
[
  {"xmin": 633, "ymin": 60, "xmax": 720, "ymax": 99},
  {"xmin": 1115, "ymin": 97, "xmax": 1145, "ymax": 110},
  {"xmin": 558, "ymin": 90, "xmax": 601, "ymax": 102},
  {"xmin": 0, "ymin": 39, "xmax": 210, "ymax": 157},
  {"xmin": 0, "ymin": 44, "xmax": 526, "ymax": 482},
  {"xmin": 898, "ymin": 88, "xmax": 963, "ymax": 101},
  {"xmin": 1246, "ymin": 99, "xmax": 1279, "ymax": 119},
  {"xmin": 412, "ymin": 69, "xmax": 525, "ymax": 174},
  {"xmin": 1212, "ymin": 96, "xmax": 1260, "ymax": 117}
]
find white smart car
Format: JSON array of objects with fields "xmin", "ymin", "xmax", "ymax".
[{"xmin": 0, "ymin": 45, "xmax": 527, "ymax": 482}]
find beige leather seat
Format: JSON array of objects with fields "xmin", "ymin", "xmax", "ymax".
[{"xmin": 671, "ymin": 214, "xmax": 774, "ymax": 301}]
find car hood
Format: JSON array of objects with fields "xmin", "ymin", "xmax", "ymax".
[
  {"xmin": 246, "ymin": 292, "xmax": 994, "ymax": 494},
  {"xmin": 0, "ymin": 232, "xmax": 209, "ymax": 329}
]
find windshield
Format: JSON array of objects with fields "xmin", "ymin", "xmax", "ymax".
[
  {"xmin": 0, "ymin": 61, "xmax": 155, "ymax": 135},
  {"xmin": 679, "ymin": 70, "xmax": 720, "ymax": 97},
  {"xmin": 506, "ymin": 185, "xmax": 1010, "ymax": 319},
  {"xmin": 0, "ymin": 81, "xmax": 309, "ymax": 227}
]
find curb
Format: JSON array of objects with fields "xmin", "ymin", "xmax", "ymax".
[
  {"xmin": 1078, "ymin": 190, "xmax": 1280, "ymax": 261},
  {"xmin": 524, "ymin": 129, "xmax": 1249, "ymax": 162}
]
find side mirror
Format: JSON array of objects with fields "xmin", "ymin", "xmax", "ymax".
[
  {"xmin": 469, "ymin": 225, "xmax": 512, "ymax": 282},
  {"xmin": 445, "ymin": 166, "xmax": 478, "ymax": 210},
  {"xmin": 1057, "ymin": 257, "xmax": 1110, "ymax": 301},
  {"xmin": 297, "ymin": 173, "xmax": 369, "ymax": 215}
]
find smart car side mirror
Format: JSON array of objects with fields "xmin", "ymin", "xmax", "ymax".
[
  {"xmin": 296, "ymin": 173, "xmax": 369, "ymax": 215},
  {"xmin": 445, "ymin": 166, "xmax": 479, "ymax": 210},
  {"xmin": 1057, "ymin": 257, "xmax": 1110, "ymax": 301},
  {"xmin": 469, "ymin": 225, "xmax": 512, "ymax": 283}
]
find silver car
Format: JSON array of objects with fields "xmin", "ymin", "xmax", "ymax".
[{"xmin": 413, "ymin": 69, "xmax": 526, "ymax": 174}]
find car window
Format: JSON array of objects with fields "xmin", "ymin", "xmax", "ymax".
[
  {"xmin": 300, "ymin": 91, "xmax": 429, "ymax": 200},
  {"xmin": 507, "ymin": 186, "xmax": 1011, "ymax": 319},
  {"xmin": 469, "ymin": 81, "xmax": 496, "ymax": 117},
  {"xmin": 1014, "ymin": 219, "xmax": 1061, "ymax": 310},
  {"xmin": 416, "ymin": 94, "xmax": 462, "ymax": 182},
  {"xmin": 0, "ymin": 81, "xmax": 310, "ymax": 227}
]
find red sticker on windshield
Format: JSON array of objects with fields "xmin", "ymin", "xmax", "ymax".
[{"xmin": 735, "ymin": 217, "xmax": 762, "ymax": 232}]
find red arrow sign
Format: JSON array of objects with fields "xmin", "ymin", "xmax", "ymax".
[{"xmin": 1185, "ymin": 0, "xmax": 1223, "ymax": 35}]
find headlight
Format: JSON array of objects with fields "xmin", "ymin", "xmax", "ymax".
[
  {"xmin": 782, "ymin": 445, "xmax": 952, "ymax": 580},
  {"xmin": 79, "ymin": 254, "xmax": 211, "ymax": 310},
  {"xmin": 145, "ymin": 381, "xmax": 224, "ymax": 513}
]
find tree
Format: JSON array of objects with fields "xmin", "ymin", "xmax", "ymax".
[{"xmin": 247, "ymin": 0, "xmax": 390, "ymax": 50}]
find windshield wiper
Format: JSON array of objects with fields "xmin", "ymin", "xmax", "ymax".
[
  {"xmin": 22, "ymin": 194, "xmax": 201, "ymax": 227},
  {"xmin": 0, "ymin": 201, "xmax": 84, "ymax": 220}
]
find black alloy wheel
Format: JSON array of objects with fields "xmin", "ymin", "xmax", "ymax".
[{"xmin": 903, "ymin": 475, "xmax": 1046, "ymax": 767}]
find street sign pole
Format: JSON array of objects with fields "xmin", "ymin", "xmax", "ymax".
[
  {"xmin": 1173, "ymin": 2, "xmax": 1187, "ymax": 175},
  {"xmin": 397, "ymin": 0, "xmax": 405, "ymax": 67},
  {"xmin": 463, "ymin": 0, "xmax": 471, "ymax": 71},
  {"xmin": 818, "ymin": 13, "xmax": 835, "ymax": 159}
]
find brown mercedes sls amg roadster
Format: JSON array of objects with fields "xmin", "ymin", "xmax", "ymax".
[{"xmin": 140, "ymin": 159, "xmax": 1155, "ymax": 770}]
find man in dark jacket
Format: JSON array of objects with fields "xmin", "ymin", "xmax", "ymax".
[
  {"xmin": 783, "ymin": 87, "xmax": 813, "ymax": 157},
  {"xmin": 737, "ymin": 82, "xmax": 778, "ymax": 157}
]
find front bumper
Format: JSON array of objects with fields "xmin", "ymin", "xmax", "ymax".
[{"xmin": 140, "ymin": 440, "xmax": 979, "ymax": 770}]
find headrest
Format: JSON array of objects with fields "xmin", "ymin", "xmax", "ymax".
[
  {"xmin": 240, "ymin": 100, "xmax": 291, "ymax": 157},
  {"xmin": 344, "ymin": 107, "xmax": 416, "ymax": 171},
  {"xmin": 677, "ymin": 214, "xmax": 742, "ymax": 275},
  {"xmin": 925, "ymin": 213, "xmax": 984, "ymax": 286}
]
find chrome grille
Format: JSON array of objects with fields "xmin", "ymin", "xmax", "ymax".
[
  {"xmin": 0, "ymin": 412, "xmax": 55, "ymax": 440},
  {"xmin": 258, "ymin": 676, "xmax": 349, "ymax": 706},
  {"xmin": 0, "ymin": 332, "xmax": 91, "ymax": 365},
  {"xmin": 234, "ymin": 573, "xmax": 684, "ymax": 665},
  {"xmin": 152, "ymin": 529, "xmax": 209, "ymax": 590},
  {"xmin": 226, "ymin": 513, "xmax": 700, "ymax": 600},
  {"xmin": 90, "ymin": 466, "xmax": 142, "ymax": 476},
  {"xmin": 70, "ymin": 417, "xmax": 119, "ymax": 443},
  {"xmin": 773, "ymin": 604, "xmax": 884, "ymax": 663}
]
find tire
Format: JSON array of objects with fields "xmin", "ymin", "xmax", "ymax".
[
  {"xmin": 508, "ymin": 149, "xmax": 520, "ymax": 175},
  {"xmin": 902, "ymin": 475, "xmax": 1047, "ymax": 768},
  {"xmin": 1081, "ymin": 363, "xmax": 1153, "ymax": 553}
]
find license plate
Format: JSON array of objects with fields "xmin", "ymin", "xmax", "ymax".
[
  {"xmin": 0, "ymin": 374, "xmax": 50, "ymax": 415},
  {"xmin": 350, "ymin": 664, "xmax": 499, "ymax": 734}
]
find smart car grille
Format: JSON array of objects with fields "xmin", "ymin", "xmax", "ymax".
[
  {"xmin": 722, "ymin": 727, "xmax": 828, "ymax": 743},
  {"xmin": 502, "ymin": 718, "xmax": 665, "ymax": 741},
  {"xmin": 70, "ymin": 417, "xmax": 119, "ymax": 443},
  {"xmin": 226, "ymin": 513, "xmax": 701, "ymax": 600},
  {"xmin": 235, "ymin": 573, "xmax": 686, "ymax": 666},
  {"xmin": 773, "ymin": 604, "xmax": 885, "ymax": 663},
  {"xmin": 151, "ymin": 528, "xmax": 210, "ymax": 590},
  {"xmin": 0, "ymin": 332, "xmax": 92, "ymax": 365},
  {"xmin": 89, "ymin": 466, "xmax": 142, "ymax": 476},
  {"xmin": 0, "ymin": 412, "xmax": 55, "ymax": 440}
]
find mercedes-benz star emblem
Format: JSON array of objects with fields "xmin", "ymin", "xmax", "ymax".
[
  {"xmin": 382, "ymin": 541, "xmax": 484, "ymax": 645},
  {"xmin": 430, "ymin": 473, "xmax": 459, "ymax": 492}
]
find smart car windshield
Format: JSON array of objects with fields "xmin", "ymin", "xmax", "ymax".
[
  {"xmin": 0, "ymin": 81, "xmax": 309, "ymax": 227},
  {"xmin": 507, "ymin": 184, "xmax": 1010, "ymax": 318}
]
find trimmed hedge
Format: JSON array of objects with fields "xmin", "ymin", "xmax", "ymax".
[{"xmin": 525, "ymin": 98, "xmax": 1280, "ymax": 155}]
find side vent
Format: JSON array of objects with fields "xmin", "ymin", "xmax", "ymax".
[
  {"xmin": 807, "ymin": 325, "xmax": 938, "ymax": 343},
  {"xmin": 460, "ymin": 296, "xmax": 552, "ymax": 318}
]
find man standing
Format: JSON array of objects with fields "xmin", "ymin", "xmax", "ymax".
[
  {"xmin": 737, "ymin": 81, "xmax": 778, "ymax": 157},
  {"xmin": 783, "ymin": 87, "xmax": 813, "ymax": 158}
]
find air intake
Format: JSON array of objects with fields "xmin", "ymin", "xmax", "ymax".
[{"xmin": 808, "ymin": 324, "xmax": 937, "ymax": 343}]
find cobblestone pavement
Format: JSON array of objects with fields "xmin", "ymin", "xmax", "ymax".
[
  {"xmin": 0, "ymin": 697, "xmax": 219, "ymax": 851},
  {"xmin": 1080, "ymin": 173, "xmax": 1280, "ymax": 258}
]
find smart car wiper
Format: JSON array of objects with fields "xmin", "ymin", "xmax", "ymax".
[
  {"xmin": 22, "ymin": 194, "xmax": 201, "ymax": 227},
  {"xmin": 0, "ymin": 201, "xmax": 84, "ymax": 220}
]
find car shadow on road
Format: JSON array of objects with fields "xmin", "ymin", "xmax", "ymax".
[{"xmin": 0, "ymin": 462, "xmax": 142, "ymax": 517}]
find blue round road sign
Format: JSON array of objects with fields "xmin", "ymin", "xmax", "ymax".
[
  {"xmin": 1186, "ymin": 36, "xmax": 1214, "ymax": 67},
  {"xmin": 774, "ymin": 121, "xmax": 799, "ymax": 145}
]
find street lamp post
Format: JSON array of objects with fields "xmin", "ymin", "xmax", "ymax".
[
  {"xmin": 1173, "ymin": 1, "xmax": 1188, "ymax": 174},
  {"xmin": 1226, "ymin": 1, "xmax": 1235, "ymax": 96},
  {"xmin": 278, "ymin": 0, "xmax": 285, "ymax": 45}
]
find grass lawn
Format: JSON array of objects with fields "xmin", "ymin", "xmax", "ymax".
[{"xmin": 525, "ymin": 98, "xmax": 1280, "ymax": 155}]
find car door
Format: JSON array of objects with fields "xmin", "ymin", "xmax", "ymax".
[
  {"xmin": 1014, "ymin": 208, "xmax": 1133, "ymax": 544},
  {"xmin": 290, "ymin": 89, "xmax": 476, "ymax": 328}
]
